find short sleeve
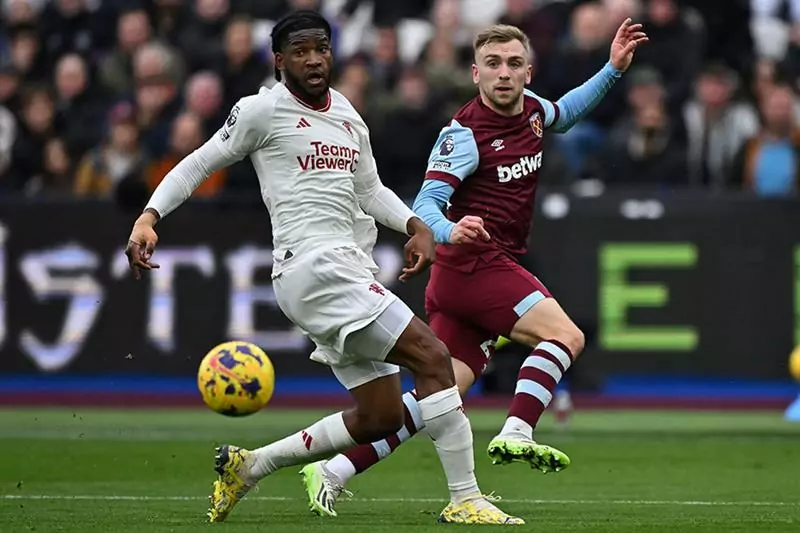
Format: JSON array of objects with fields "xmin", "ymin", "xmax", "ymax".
[
  {"xmin": 524, "ymin": 88, "xmax": 560, "ymax": 128},
  {"xmin": 210, "ymin": 93, "xmax": 275, "ymax": 160},
  {"xmin": 424, "ymin": 119, "xmax": 479, "ymax": 189}
]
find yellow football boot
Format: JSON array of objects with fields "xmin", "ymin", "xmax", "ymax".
[
  {"xmin": 207, "ymin": 445, "xmax": 256, "ymax": 522},
  {"xmin": 438, "ymin": 496, "xmax": 525, "ymax": 525}
]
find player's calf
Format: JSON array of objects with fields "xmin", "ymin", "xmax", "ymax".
[
  {"xmin": 342, "ymin": 374, "xmax": 405, "ymax": 444},
  {"xmin": 316, "ymin": 357, "xmax": 478, "ymax": 497},
  {"xmin": 489, "ymin": 298, "xmax": 582, "ymax": 471},
  {"xmin": 230, "ymin": 377, "xmax": 404, "ymax": 521},
  {"xmin": 386, "ymin": 317, "xmax": 484, "ymax": 504},
  {"xmin": 303, "ymin": 392, "xmax": 423, "ymax": 518}
]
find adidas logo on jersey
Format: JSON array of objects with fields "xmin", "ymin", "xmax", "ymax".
[
  {"xmin": 496, "ymin": 152, "xmax": 543, "ymax": 183},
  {"xmin": 296, "ymin": 117, "xmax": 311, "ymax": 128}
]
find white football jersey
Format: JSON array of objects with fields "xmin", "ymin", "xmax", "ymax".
[
  {"xmin": 210, "ymin": 83, "xmax": 381, "ymax": 262},
  {"xmin": 253, "ymin": 86, "xmax": 378, "ymax": 268},
  {"xmin": 353, "ymin": 210, "xmax": 379, "ymax": 273}
]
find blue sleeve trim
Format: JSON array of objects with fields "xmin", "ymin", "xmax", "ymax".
[{"xmin": 412, "ymin": 180, "xmax": 456, "ymax": 244}]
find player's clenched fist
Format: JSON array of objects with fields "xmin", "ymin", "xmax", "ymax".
[
  {"xmin": 449, "ymin": 215, "xmax": 491, "ymax": 244},
  {"xmin": 125, "ymin": 209, "xmax": 161, "ymax": 280}
]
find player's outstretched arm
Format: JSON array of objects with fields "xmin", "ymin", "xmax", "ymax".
[
  {"xmin": 125, "ymin": 94, "xmax": 273, "ymax": 279},
  {"xmin": 125, "ymin": 138, "xmax": 238, "ymax": 279},
  {"xmin": 541, "ymin": 18, "xmax": 648, "ymax": 133}
]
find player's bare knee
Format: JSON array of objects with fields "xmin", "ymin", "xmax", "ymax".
[
  {"xmin": 396, "ymin": 333, "xmax": 448, "ymax": 374},
  {"xmin": 452, "ymin": 359, "xmax": 476, "ymax": 396},
  {"xmin": 390, "ymin": 321, "xmax": 455, "ymax": 390},
  {"xmin": 559, "ymin": 326, "xmax": 585, "ymax": 359},
  {"xmin": 353, "ymin": 405, "xmax": 404, "ymax": 442},
  {"xmin": 415, "ymin": 336, "xmax": 453, "ymax": 386},
  {"xmin": 374, "ymin": 408, "xmax": 404, "ymax": 436}
]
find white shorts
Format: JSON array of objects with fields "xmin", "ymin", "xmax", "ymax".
[
  {"xmin": 274, "ymin": 245, "xmax": 414, "ymax": 373},
  {"xmin": 311, "ymin": 299, "xmax": 412, "ymax": 389}
]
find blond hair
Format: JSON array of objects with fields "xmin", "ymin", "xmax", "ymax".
[{"xmin": 473, "ymin": 24, "xmax": 531, "ymax": 57}]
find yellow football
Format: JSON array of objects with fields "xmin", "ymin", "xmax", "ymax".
[
  {"xmin": 197, "ymin": 341, "xmax": 275, "ymax": 416},
  {"xmin": 790, "ymin": 345, "xmax": 800, "ymax": 383}
]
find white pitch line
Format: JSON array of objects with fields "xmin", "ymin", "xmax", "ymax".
[{"xmin": 0, "ymin": 494, "xmax": 796, "ymax": 507}]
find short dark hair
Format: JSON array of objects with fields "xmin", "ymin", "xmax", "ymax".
[{"xmin": 270, "ymin": 10, "xmax": 332, "ymax": 81}]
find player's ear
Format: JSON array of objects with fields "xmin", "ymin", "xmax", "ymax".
[
  {"xmin": 274, "ymin": 52, "xmax": 285, "ymax": 74},
  {"xmin": 525, "ymin": 64, "xmax": 532, "ymax": 85},
  {"xmin": 471, "ymin": 63, "xmax": 479, "ymax": 85}
]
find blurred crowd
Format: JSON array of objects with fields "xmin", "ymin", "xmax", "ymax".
[{"xmin": 1, "ymin": 0, "xmax": 799, "ymax": 209}]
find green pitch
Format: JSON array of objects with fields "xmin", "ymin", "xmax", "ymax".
[{"xmin": 1, "ymin": 408, "xmax": 799, "ymax": 532}]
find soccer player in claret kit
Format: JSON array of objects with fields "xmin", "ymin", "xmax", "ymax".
[
  {"xmin": 124, "ymin": 10, "xmax": 523, "ymax": 526},
  {"xmin": 300, "ymin": 21, "xmax": 648, "ymax": 516}
]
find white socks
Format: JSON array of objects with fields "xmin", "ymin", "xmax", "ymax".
[
  {"xmin": 418, "ymin": 386, "xmax": 480, "ymax": 503},
  {"xmin": 324, "ymin": 453, "xmax": 358, "ymax": 483},
  {"xmin": 499, "ymin": 415, "xmax": 534, "ymax": 440},
  {"xmin": 248, "ymin": 387, "xmax": 481, "ymax": 506},
  {"xmin": 250, "ymin": 412, "xmax": 356, "ymax": 479},
  {"xmin": 325, "ymin": 391, "xmax": 425, "ymax": 485}
]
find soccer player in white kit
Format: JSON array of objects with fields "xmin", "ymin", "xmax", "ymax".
[{"xmin": 123, "ymin": 10, "xmax": 522, "ymax": 526}]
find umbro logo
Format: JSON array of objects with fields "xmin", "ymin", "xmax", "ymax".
[
  {"xmin": 492, "ymin": 139, "xmax": 505, "ymax": 152},
  {"xmin": 296, "ymin": 117, "xmax": 311, "ymax": 129}
]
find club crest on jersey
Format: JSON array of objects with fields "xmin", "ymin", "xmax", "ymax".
[
  {"xmin": 342, "ymin": 120, "xmax": 354, "ymax": 137},
  {"xmin": 529, "ymin": 112, "xmax": 543, "ymax": 138},
  {"xmin": 438, "ymin": 134, "xmax": 455, "ymax": 156}
]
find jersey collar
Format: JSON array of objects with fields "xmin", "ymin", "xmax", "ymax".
[{"xmin": 282, "ymin": 82, "xmax": 332, "ymax": 112}]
